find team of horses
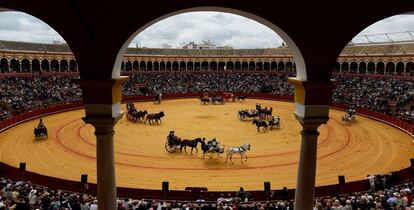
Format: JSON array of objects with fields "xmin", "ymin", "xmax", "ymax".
[
  {"xmin": 166, "ymin": 133, "xmax": 250, "ymax": 164},
  {"xmin": 126, "ymin": 103, "xmax": 165, "ymax": 124},
  {"xmin": 238, "ymin": 104, "xmax": 281, "ymax": 132},
  {"xmin": 199, "ymin": 95, "xmax": 247, "ymax": 105}
]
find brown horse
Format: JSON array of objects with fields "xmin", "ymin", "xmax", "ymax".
[
  {"xmin": 145, "ymin": 111, "xmax": 165, "ymax": 124},
  {"xmin": 180, "ymin": 138, "xmax": 202, "ymax": 154}
]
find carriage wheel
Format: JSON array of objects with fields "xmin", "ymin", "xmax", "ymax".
[
  {"xmin": 237, "ymin": 113, "xmax": 242, "ymax": 120},
  {"xmin": 205, "ymin": 150, "xmax": 220, "ymax": 159},
  {"xmin": 165, "ymin": 142, "xmax": 176, "ymax": 153}
]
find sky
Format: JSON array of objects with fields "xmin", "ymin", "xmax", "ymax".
[{"xmin": 0, "ymin": 11, "xmax": 413, "ymax": 48}]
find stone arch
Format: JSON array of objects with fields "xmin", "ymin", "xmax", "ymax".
[
  {"xmin": 166, "ymin": 61, "xmax": 171, "ymax": 71},
  {"xmin": 277, "ymin": 61, "xmax": 285, "ymax": 71},
  {"xmin": 21, "ymin": 58, "xmax": 30, "ymax": 72},
  {"xmin": 358, "ymin": 62, "xmax": 366, "ymax": 74},
  {"xmin": 114, "ymin": 7, "xmax": 305, "ymax": 79},
  {"xmin": 41, "ymin": 59, "xmax": 50, "ymax": 71},
  {"xmin": 218, "ymin": 61, "xmax": 226, "ymax": 71},
  {"xmin": 133, "ymin": 61, "xmax": 139, "ymax": 70},
  {"xmin": 396, "ymin": 62, "xmax": 404, "ymax": 75},
  {"xmin": 341, "ymin": 62, "xmax": 349, "ymax": 72},
  {"xmin": 172, "ymin": 61, "xmax": 179, "ymax": 71},
  {"xmin": 367, "ymin": 62, "xmax": 375, "ymax": 74},
  {"xmin": 376, "ymin": 61, "xmax": 385, "ymax": 74},
  {"xmin": 286, "ymin": 61, "xmax": 293, "ymax": 71},
  {"xmin": 271, "ymin": 61, "xmax": 277, "ymax": 71},
  {"xmin": 51, "ymin": 59, "xmax": 59, "ymax": 72},
  {"xmin": 187, "ymin": 61, "xmax": 193, "ymax": 71},
  {"xmin": 0, "ymin": 58, "xmax": 8, "ymax": 73},
  {"xmin": 60, "ymin": 59, "xmax": 68, "ymax": 72},
  {"xmin": 154, "ymin": 61, "xmax": 159, "ymax": 71},
  {"xmin": 10, "ymin": 59, "xmax": 20, "ymax": 72},
  {"xmin": 407, "ymin": 62, "xmax": 414, "ymax": 76},
  {"xmin": 160, "ymin": 61, "xmax": 166, "ymax": 71},
  {"xmin": 139, "ymin": 61, "xmax": 146, "ymax": 71},
  {"xmin": 350, "ymin": 62, "xmax": 358, "ymax": 73},
  {"xmin": 385, "ymin": 62, "xmax": 395, "ymax": 75},
  {"xmin": 32, "ymin": 59, "xmax": 40, "ymax": 72},
  {"xmin": 248, "ymin": 61, "xmax": 255, "ymax": 71},
  {"xmin": 234, "ymin": 61, "xmax": 240, "ymax": 71},
  {"xmin": 201, "ymin": 61, "xmax": 208, "ymax": 70},
  {"xmin": 263, "ymin": 62, "xmax": 270, "ymax": 71},
  {"xmin": 147, "ymin": 61, "xmax": 153, "ymax": 71},
  {"xmin": 125, "ymin": 61, "xmax": 132, "ymax": 71}
]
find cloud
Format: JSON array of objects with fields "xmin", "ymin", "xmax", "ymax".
[
  {"xmin": 130, "ymin": 12, "xmax": 283, "ymax": 49},
  {"xmin": 0, "ymin": 12, "xmax": 64, "ymax": 43}
]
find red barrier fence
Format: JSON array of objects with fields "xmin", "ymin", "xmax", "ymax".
[{"xmin": 0, "ymin": 93, "xmax": 412, "ymax": 200}]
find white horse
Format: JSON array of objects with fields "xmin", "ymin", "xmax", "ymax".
[{"xmin": 225, "ymin": 144, "xmax": 251, "ymax": 164}]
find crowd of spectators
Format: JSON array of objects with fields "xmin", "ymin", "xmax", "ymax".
[
  {"xmin": 0, "ymin": 175, "xmax": 413, "ymax": 210},
  {"xmin": 0, "ymin": 73, "xmax": 413, "ymax": 123},
  {"xmin": 332, "ymin": 76, "xmax": 414, "ymax": 122},
  {"xmin": 0, "ymin": 77, "xmax": 81, "ymax": 120},
  {"xmin": 122, "ymin": 73, "xmax": 294, "ymax": 96}
]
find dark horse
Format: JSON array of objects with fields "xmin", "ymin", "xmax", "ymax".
[
  {"xmin": 199, "ymin": 138, "xmax": 209, "ymax": 159},
  {"xmin": 145, "ymin": 111, "xmax": 165, "ymax": 124},
  {"xmin": 199, "ymin": 97, "xmax": 210, "ymax": 105},
  {"xmin": 235, "ymin": 96, "xmax": 247, "ymax": 102},
  {"xmin": 252, "ymin": 119, "xmax": 268, "ymax": 132},
  {"xmin": 134, "ymin": 110, "xmax": 148, "ymax": 122},
  {"xmin": 256, "ymin": 104, "xmax": 273, "ymax": 119},
  {"xmin": 180, "ymin": 138, "xmax": 202, "ymax": 154},
  {"xmin": 211, "ymin": 96, "xmax": 225, "ymax": 104}
]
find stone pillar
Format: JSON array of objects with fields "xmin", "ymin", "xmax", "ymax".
[
  {"xmin": 75, "ymin": 77, "xmax": 128, "ymax": 210},
  {"xmin": 288, "ymin": 78, "xmax": 334, "ymax": 210}
]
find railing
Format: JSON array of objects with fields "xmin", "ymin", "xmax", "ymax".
[{"xmin": 0, "ymin": 93, "xmax": 412, "ymax": 200}]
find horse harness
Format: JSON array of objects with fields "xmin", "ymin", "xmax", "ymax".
[{"xmin": 234, "ymin": 146, "xmax": 247, "ymax": 153}]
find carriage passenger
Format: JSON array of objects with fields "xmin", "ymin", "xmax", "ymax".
[
  {"xmin": 167, "ymin": 131, "xmax": 180, "ymax": 144},
  {"xmin": 207, "ymin": 138, "xmax": 219, "ymax": 151}
]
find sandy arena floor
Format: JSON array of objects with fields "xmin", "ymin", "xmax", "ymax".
[{"xmin": 0, "ymin": 99, "xmax": 412, "ymax": 191}]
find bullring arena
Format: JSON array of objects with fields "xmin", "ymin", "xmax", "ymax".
[{"xmin": 0, "ymin": 98, "xmax": 412, "ymax": 191}]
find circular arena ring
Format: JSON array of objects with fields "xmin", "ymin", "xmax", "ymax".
[{"xmin": 0, "ymin": 98, "xmax": 412, "ymax": 193}]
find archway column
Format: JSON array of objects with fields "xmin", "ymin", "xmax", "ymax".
[
  {"xmin": 75, "ymin": 77, "xmax": 128, "ymax": 210},
  {"xmin": 288, "ymin": 78, "xmax": 334, "ymax": 210}
]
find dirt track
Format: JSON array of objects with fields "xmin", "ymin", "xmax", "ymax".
[{"xmin": 0, "ymin": 99, "xmax": 412, "ymax": 191}]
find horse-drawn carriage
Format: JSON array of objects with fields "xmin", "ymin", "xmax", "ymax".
[
  {"xmin": 199, "ymin": 93, "xmax": 226, "ymax": 105},
  {"xmin": 165, "ymin": 131, "xmax": 182, "ymax": 153},
  {"xmin": 238, "ymin": 109, "xmax": 260, "ymax": 120},
  {"xmin": 34, "ymin": 119, "xmax": 48, "ymax": 140},
  {"xmin": 200, "ymin": 138, "xmax": 225, "ymax": 159},
  {"xmin": 342, "ymin": 108, "xmax": 356, "ymax": 124},
  {"xmin": 255, "ymin": 104, "xmax": 273, "ymax": 119},
  {"xmin": 252, "ymin": 116, "xmax": 280, "ymax": 132},
  {"xmin": 126, "ymin": 103, "xmax": 147, "ymax": 123}
]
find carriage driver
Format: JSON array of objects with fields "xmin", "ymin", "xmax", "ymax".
[
  {"xmin": 167, "ymin": 131, "xmax": 180, "ymax": 144},
  {"xmin": 38, "ymin": 118, "xmax": 45, "ymax": 129},
  {"xmin": 207, "ymin": 138, "xmax": 219, "ymax": 151},
  {"xmin": 270, "ymin": 115, "xmax": 280, "ymax": 125}
]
